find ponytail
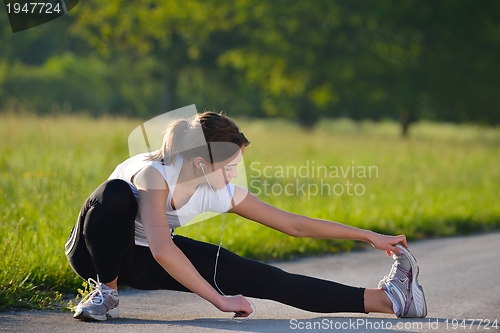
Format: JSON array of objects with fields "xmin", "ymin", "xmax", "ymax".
[{"xmin": 164, "ymin": 118, "xmax": 190, "ymax": 165}]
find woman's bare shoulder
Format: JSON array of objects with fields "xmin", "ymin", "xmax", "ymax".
[{"xmin": 134, "ymin": 165, "xmax": 168, "ymax": 191}]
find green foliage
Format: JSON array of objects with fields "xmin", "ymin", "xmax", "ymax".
[
  {"xmin": 0, "ymin": 53, "xmax": 165, "ymax": 116},
  {"xmin": 0, "ymin": 270, "xmax": 64, "ymax": 310},
  {"xmin": 2, "ymin": 1, "xmax": 500, "ymax": 131},
  {"xmin": 2, "ymin": 54, "xmax": 107, "ymax": 113},
  {"xmin": 66, "ymin": 280, "xmax": 92, "ymax": 312},
  {"xmin": 1, "ymin": 114, "xmax": 499, "ymax": 309}
]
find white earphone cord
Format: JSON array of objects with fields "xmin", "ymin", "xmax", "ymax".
[
  {"xmin": 214, "ymin": 212, "xmax": 256, "ymax": 320},
  {"xmin": 200, "ymin": 162, "xmax": 256, "ymax": 319}
]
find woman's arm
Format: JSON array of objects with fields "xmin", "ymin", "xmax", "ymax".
[
  {"xmin": 134, "ymin": 166, "xmax": 252, "ymax": 316},
  {"xmin": 229, "ymin": 186, "xmax": 407, "ymax": 255}
]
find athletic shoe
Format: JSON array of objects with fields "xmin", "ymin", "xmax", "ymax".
[
  {"xmin": 73, "ymin": 277, "xmax": 119, "ymax": 321},
  {"xmin": 378, "ymin": 244, "xmax": 427, "ymax": 318}
]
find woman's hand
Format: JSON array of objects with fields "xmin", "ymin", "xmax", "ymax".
[
  {"xmin": 366, "ymin": 231, "xmax": 409, "ymax": 256},
  {"xmin": 216, "ymin": 294, "xmax": 253, "ymax": 318}
]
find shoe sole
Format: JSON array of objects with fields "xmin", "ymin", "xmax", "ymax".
[
  {"xmin": 396, "ymin": 244, "xmax": 428, "ymax": 318},
  {"xmin": 74, "ymin": 307, "xmax": 119, "ymax": 321}
]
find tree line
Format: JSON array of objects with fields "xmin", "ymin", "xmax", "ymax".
[{"xmin": 1, "ymin": 0, "xmax": 499, "ymax": 135}]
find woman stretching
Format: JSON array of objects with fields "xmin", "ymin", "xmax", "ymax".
[{"xmin": 65, "ymin": 111, "xmax": 427, "ymax": 321}]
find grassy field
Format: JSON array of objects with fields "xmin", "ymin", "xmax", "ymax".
[{"xmin": 1, "ymin": 113, "xmax": 499, "ymax": 309}]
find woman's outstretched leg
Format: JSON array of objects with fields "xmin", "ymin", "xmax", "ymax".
[
  {"xmin": 129, "ymin": 235, "xmax": 389, "ymax": 314},
  {"xmin": 206, "ymin": 240, "xmax": 397, "ymax": 314},
  {"xmin": 188, "ymin": 238, "xmax": 367, "ymax": 313}
]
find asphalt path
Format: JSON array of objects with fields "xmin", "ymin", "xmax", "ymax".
[{"xmin": 1, "ymin": 232, "xmax": 499, "ymax": 333}]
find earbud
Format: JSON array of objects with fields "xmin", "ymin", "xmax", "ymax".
[{"xmin": 198, "ymin": 162, "xmax": 206, "ymax": 174}]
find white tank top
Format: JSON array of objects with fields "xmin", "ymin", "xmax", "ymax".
[{"xmin": 108, "ymin": 152, "xmax": 235, "ymax": 247}]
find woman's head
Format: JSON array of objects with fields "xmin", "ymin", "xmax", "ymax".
[{"xmin": 150, "ymin": 111, "xmax": 250, "ymax": 167}]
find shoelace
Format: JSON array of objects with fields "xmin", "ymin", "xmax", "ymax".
[
  {"xmin": 381, "ymin": 260, "xmax": 400, "ymax": 285},
  {"xmin": 81, "ymin": 277, "xmax": 105, "ymax": 305}
]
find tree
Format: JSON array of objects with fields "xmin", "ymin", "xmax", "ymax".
[{"xmin": 367, "ymin": 0, "xmax": 500, "ymax": 134}]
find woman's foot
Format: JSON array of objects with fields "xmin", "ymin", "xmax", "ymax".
[
  {"xmin": 73, "ymin": 278, "xmax": 120, "ymax": 321},
  {"xmin": 378, "ymin": 244, "xmax": 427, "ymax": 318}
]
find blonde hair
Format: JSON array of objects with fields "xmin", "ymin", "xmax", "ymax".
[{"xmin": 148, "ymin": 111, "xmax": 250, "ymax": 165}]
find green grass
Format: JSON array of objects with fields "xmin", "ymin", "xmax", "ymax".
[{"xmin": 1, "ymin": 113, "xmax": 499, "ymax": 310}]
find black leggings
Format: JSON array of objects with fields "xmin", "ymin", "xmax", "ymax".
[{"xmin": 65, "ymin": 179, "xmax": 366, "ymax": 313}]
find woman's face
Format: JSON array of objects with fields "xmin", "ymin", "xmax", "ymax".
[{"xmin": 203, "ymin": 148, "xmax": 244, "ymax": 190}]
